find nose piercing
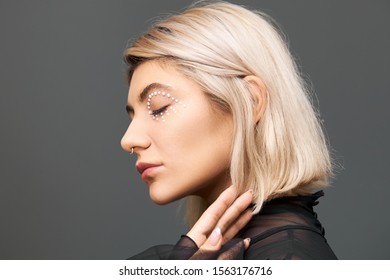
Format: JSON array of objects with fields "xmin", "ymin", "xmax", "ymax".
[{"xmin": 130, "ymin": 147, "xmax": 134, "ymax": 154}]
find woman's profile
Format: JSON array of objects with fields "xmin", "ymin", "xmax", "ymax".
[{"xmin": 121, "ymin": 1, "xmax": 337, "ymax": 260}]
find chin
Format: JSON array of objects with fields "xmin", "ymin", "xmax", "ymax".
[
  {"xmin": 149, "ymin": 194, "xmax": 171, "ymax": 205},
  {"xmin": 148, "ymin": 185, "xmax": 176, "ymax": 205},
  {"xmin": 148, "ymin": 181, "xmax": 190, "ymax": 205}
]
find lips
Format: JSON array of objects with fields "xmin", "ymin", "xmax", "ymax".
[{"xmin": 136, "ymin": 162, "xmax": 163, "ymax": 180}]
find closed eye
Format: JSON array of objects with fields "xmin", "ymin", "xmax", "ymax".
[{"xmin": 152, "ymin": 105, "xmax": 169, "ymax": 117}]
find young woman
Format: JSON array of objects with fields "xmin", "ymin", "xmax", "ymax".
[{"xmin": 121, "ymin": 1, "xmax": 337, "ymax": 259}]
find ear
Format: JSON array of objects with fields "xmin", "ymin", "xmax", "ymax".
[{"xmin": 244, "ymin": 75, "xmax": 267, "ymax": 123}]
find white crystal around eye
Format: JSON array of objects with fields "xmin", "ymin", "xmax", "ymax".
[
  {"xmin": 167, "ymin": 93, "xmax": 171, "ymax": 97},
  {"xmin": 162, "ymin": 92, "xmax": 166, "ymax": 96}
]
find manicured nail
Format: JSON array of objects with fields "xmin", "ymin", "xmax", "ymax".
[
  {"xmin": 208, "ymin": 227, "xmax": 221, "ymax": 246},
  {"xmin": 244, "ymin": 237, "xmax": 251, "ymax": 249}
]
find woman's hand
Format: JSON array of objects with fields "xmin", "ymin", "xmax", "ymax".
[{"xmin": 186, "ymin": 186, "xmax": 253, "ymax": 257}]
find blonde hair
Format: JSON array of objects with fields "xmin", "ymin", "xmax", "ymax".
[{"xmin": 123, "ymin": 1, "xmax": 333, "ymax": 227}]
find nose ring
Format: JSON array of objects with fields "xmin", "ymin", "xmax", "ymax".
[{"xmin": 130, "ymin": 147, "xmax": 134, "ymax": 154}]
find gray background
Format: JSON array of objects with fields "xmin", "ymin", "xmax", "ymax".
[{"xmin": 0, "ymin": 0, "xmax": 389, "ymax": 259}]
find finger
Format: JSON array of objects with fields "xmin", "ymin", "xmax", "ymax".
[
  {"xmin": 216, "ymin": 238, "xmax": 250, "ymax": 260},
  {"xmin": 187, "ymin": 186, "xmax": 238, "ymax": 246},
  {"xmin": 189, "ymin": 226, "xmax": 223, "ymax": 259},
  {"xmin": 217, "ymin": 189, "xmax": 253, "ymax": 234},
  {"xmin": 222, "ymin": 208, "xmax": 253, "ymax": 244},
  {"xmin": 244, "ymin": 238, "xmax": 251, "ymax": 250},
  {"xmin": 201, "ymin": 226, "xmax": 223, "ymax": 251},
  {"xmin": 194, "ymin": 186, "xmax": 238, "ymax": 230},
  {"xmin": 190, "ymin": 233, "xmax": 251, "ymax": 260}
]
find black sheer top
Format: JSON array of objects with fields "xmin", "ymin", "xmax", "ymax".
[{"xmin": 128, "ymin": 191, "xmax": 337, "ymax": 260}]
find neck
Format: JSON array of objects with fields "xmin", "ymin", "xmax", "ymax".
[{"xmin": 194, "ymin": 173, "xmax": 232, "ymax": 206}]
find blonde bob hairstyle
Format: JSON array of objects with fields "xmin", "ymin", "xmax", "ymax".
[{"xmin": 123, "ymin": 1, "xmax": 333, "ymax": 227}]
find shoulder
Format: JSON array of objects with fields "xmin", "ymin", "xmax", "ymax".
[
  {"xmin": 244, "ymin": 225, "xmax": 337, "ymax": 260},
  {"xmin": 242, "ymin": 191, "xmax": 337, "ymax": 259}
]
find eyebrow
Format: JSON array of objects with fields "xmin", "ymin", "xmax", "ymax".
[{"xmin": 126, "ymin": 83, "xmax": 172, "ymax": 114}]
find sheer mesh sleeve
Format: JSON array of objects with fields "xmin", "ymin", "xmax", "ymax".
[
  {"xmin": 239, "ymin": 191, "xmax": 337, "ymax": 260},
  {"xmin": 245, "ymin": 227, "xmax": 337, "ymax": 259},
  {"xmin": 127, "ymin": 191, "xmax": 337, "ymax": 260},
  {"xmin": 129, "ymin": 235, "xmax": 247, "ymax": 260}
]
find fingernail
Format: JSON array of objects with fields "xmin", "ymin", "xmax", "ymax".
[
  {"xmin": 244, "ymin": 237, "xmax": 251, "ymax": 249},
  {"xmin": 247, "ymin": 189, "xmax": 253, "ymax": 194},
  {"xmin": 208, "ymin": 227, "xmax": 221, "ymax": 246}
]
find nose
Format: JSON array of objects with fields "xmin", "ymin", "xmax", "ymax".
[{"xmin": 120, "ymin": 117, "xmax": 150, "ymax": 154}]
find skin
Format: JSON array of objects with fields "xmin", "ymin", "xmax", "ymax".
[{"xmin": 121, "ymin": 60, "xmax": 252, "ymax": 250}]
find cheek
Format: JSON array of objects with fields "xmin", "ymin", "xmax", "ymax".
[
  {"xmin": 150, "ymin": 91, "xmax": 233, "ymax": 168},
  {"xmin": 165, "ymin": 105, "xmax": 232, "ymax": 175},
  {"xmin": 147, "ymin": 102, "xmax": 233, "ymax": 201}
]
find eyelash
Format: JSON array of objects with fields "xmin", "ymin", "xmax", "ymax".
[
  {"xmin": 152, "ymin": 105, "xmax": 169, "ymax": 117},
  {"xmin": 147, "ymin": 90, "xmax": 180, "ymax": 120}
]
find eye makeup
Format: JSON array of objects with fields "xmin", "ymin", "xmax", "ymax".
[{"xmin": 147, "ymin": 90, "xmax": 181, "ymax": 121}]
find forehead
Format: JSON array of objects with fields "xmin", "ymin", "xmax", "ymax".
[{"xmin": 128, "ymin": 61, "xmax": 180, "ymax": 99}]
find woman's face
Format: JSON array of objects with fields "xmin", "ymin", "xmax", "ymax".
[{"xmin": 121, "ymin": 60, "xmax": 234, "ymax": 204}]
